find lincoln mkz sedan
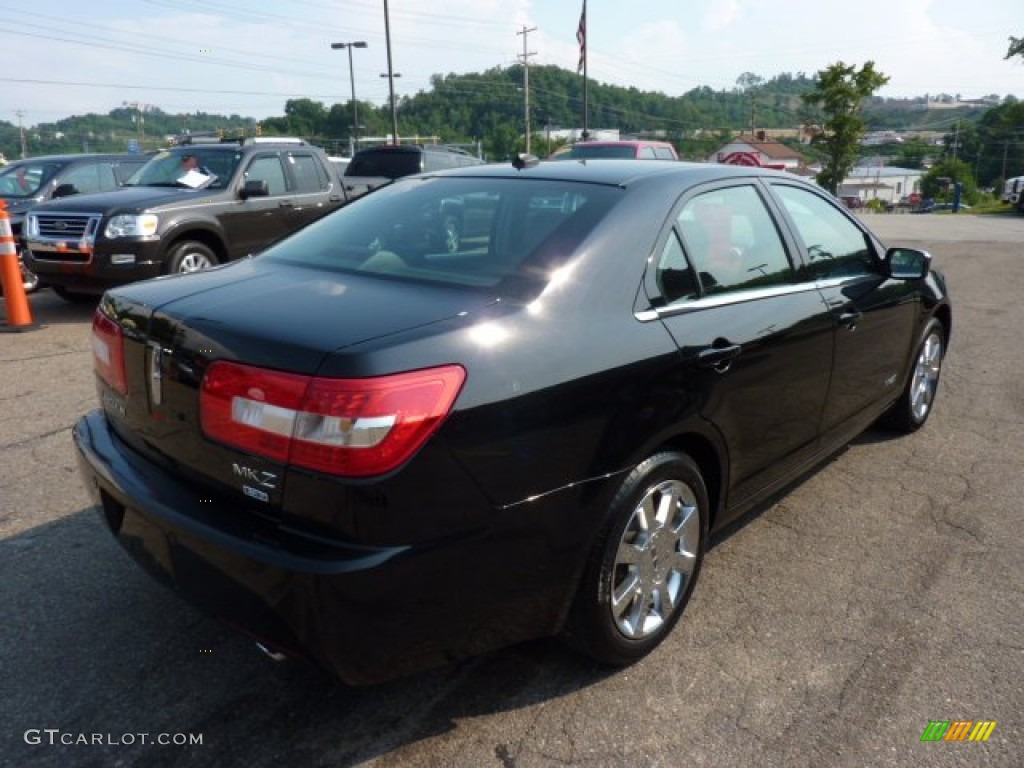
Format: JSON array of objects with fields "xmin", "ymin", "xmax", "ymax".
[{"xmin": 75, "ymin": 159, "xmax": 950, "ymax": 684}]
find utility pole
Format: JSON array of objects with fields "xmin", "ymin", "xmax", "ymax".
[
  {"xmin": 382, "ymin": 0, "xmax": 399, "ymax": 144},
  {"xmin": 1002, "ymin": 138, "xmax": 1009, "ymax": 180},
  {"xmin": 952, "ymin": 120, "xmax": 959, "ymax": 163},
  {"xmin": 517, "ymin": 25, "xmax": 537, "ymax": 155},
  {"xmin": 15, "ymin": 109, "xmax": 27, "ymax": 158}
]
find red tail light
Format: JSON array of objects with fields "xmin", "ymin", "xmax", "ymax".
[
  {"xmin": 91, "ymin": 311, "xmax": 127, "ymax": 395},
  {"xmin": 200, "ymin": 361, "xmax": 466, "ymax": 477}
]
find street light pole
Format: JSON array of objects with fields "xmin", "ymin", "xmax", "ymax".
[
  {"xmin": 383, "ymin": 0, "xmax": 399, "ymax": 144},
  {"xmin": 330, "ymin": 41, "xmax": 367, "ymax": 152}
]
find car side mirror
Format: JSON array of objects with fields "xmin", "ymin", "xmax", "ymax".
[
  {"xmin": 239, "ymin": 179, "xmax": 269, "ymax": 200},
  {"xmin": 52, "ymin": 183, "xmax": 79, "ymax": 199},
  {"xmin": 885, "ymin": 247, "xmax": 931, "ymax": 280}
]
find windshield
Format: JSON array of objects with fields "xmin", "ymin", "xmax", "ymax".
[
  {"xmin": 346, "ymin": 151, "xmax": 422, "ymax": 179},
  {"xmin": 0, "ymin": 161, "xmax": 62, "ymax": 199},
  {"xmin": 263, "ymin": 176, "xmax": 619, "ymax": 296},
  {"xmin": 124, "ymin": 149, "xmax": 241, "ymax": 189}
]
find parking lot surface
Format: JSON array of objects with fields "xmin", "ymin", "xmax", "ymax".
[{"xmin": 2, "ymin": 213, "xmax": 1021, "ymax": 767}]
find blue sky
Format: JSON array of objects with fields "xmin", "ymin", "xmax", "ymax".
[{"xmin": 1, "ymin": 0, "xmax": 1021, "ymax": 125}]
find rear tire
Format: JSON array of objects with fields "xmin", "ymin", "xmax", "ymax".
[
  {"xmin": 566, "ymin": 451, "xmax": 708, "ymax": 666},
  {"xmin": 882, "ymin": 318, "xmax": 945, "ymax": 432},
  {"xmin": 167, "ymin": 241, "xmax": 218, "ymax": 274}
]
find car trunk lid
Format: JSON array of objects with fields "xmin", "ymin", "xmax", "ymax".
[{"xmin": 95, "ymin": 257, "xmax": 495, "ymax": 509}]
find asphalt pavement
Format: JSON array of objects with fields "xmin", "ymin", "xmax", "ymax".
[{"xmin": 1, "ymin": 212, "xmax": 1021, "ymax": 767}]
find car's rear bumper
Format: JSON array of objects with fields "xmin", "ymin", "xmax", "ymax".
[{"xmin": 72, "ymin": 409, "xmax": 583, "ymax": 684}]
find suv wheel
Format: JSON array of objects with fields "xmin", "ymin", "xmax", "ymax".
[{"xmin": 168, "ymin": 241, "xmax": 218, "ymax": 274}]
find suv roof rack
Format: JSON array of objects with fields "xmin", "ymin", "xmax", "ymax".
[
  {"xmin": 244, "ymin": 137, "xmax": 308, "ymax": 145},
  {"xmin": 173, "ymin": 136, "xmax": 307, "ymax": 147}
]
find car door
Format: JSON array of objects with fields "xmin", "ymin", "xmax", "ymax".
[
  {"xmin": 220, "ymin": 152, "xmax": 293, "ymax": 258},
  {"xmin": 648, "ymin": 181, "xmax": 835, "ymax": 511},
  {"xmin": 768, "ymin": 183, "xmax": 918, "ymax": 439}
]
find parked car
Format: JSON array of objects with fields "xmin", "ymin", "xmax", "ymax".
[
  {"xmin": 342, "ymin": 143, "xmax": 484, "ymax": 199},
  {"xmin": 549, "ymin": 139, "xmax": 679, "ymax": 161},
  {"xmin": 839, "ymin": 195, "xmax": 864, "ymax": 210},
  {"xmin": 75, "ymin": 159, "xmax": 950, "ymax": 684},
  {"xmin": 1000, "ymin": 175, "xmax": 1023, "ymax": 212},
  {"xmin": 913, "ymin": 201, "xmax": 971, "ymax": 214},
  {"xmin": 0, "ymin": 153, "xmax": 148, "ymax": 294},
  {"xmin": 23, "ymin": 138, "xmax": 346, "ymax": 302}
]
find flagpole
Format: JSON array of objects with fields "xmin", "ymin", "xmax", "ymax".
[{"xmin": 579, "ymin": 0, "xmax": 588, "ymax": 139}]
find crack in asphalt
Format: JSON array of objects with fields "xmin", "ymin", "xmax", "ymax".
[
  {"xmin": 1, "ymin": 424, "xmax": 74, "ymax": 452},
  {"xmin": 0, "ymin": 348, "xmax": 89, "ymax": 364}
]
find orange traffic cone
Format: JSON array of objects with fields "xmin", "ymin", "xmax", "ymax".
[{"xmin": 0, "ymin": 199, "xmax": 37, "ymax": 332}]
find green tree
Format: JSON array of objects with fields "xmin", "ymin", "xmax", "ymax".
[
  {"xmin": 922, "ymin": 159, "xmax": 978, "ymax": 204},
  {"xmin": 802, "ymin": 61, "xmax": 890, "ymax": 194},
  {"xmin": 893, "ymin": 139, "xmax": 930, "ymax": 169}
]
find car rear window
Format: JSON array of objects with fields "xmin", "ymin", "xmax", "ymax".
[
  {"xmin": 263, "ymin": 177, "xmax": 619, "ymax": 294},
  {"xmin": 346, "ymin": 150, "xmax": 423, "ymax": 179},
  {"xmin": 568, "ymin": 145, "xmax": 638, "ymax": 159}
]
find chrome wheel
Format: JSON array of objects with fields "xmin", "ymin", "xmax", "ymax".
[
  {"xmin": 167, "ymin": 241, "xmax": 218, "ymax": 276},
  {"xmin": 21, "ymin": 260, "xmax": 41, "ymax": 293},
  {"xmin": 177, "ymin": 249, "xmax": 214, "ymax": 273},
  {"xmin": 610, "ymin": 479, "xmax": 700, "ymax": 640},
  {"xmin": 910, "ymin": 330, "xmax": 943, "ymax": 423}
]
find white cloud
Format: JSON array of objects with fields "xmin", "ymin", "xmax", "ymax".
[{"xmin": 702, "ymin": 0, "xmax": 742, "ymax": 32}]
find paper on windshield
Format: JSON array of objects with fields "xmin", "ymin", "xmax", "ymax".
[{"xmin": 177, "ymin": 169, "xmax": 214, "ymax": 189}]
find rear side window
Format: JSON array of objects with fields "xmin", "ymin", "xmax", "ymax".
[
  {"xmin": 263, "ymin": 177, "xmax": 619, "ymax": 294},
  {"xmin": 287, "ymin": 153, "xmax": 327, "ymax": 193},
  {"xmin": 674, "ymin": 185, "xmax": 793, "ymax": 296}
]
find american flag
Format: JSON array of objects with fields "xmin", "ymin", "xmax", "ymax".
[{"xmin": 576, "ymin": 2, "xmax": 586, "ymax": 74}]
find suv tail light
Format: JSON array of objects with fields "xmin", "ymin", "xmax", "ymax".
[
  {"xmin": 200, "ymin": 361, "xmax": 465, "ymax": 477},
  {"xmin": 92, "ymin": 310, "xmax": 127, "ymax": 395}
]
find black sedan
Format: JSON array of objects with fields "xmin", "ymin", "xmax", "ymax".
[{"xmin": 74, "ymin": 159, "xmax": 950, "ymax": 684}]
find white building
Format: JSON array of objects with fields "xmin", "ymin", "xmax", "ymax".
[{"xmin": 839, "ymin": 165, "xmax": 923, "ymax": 204}]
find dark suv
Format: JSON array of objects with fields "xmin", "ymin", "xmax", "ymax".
[
  {"xmin": 0, "ymin": 153, "xmax": 148, "ymax": 293},
  {"xmin": 23, "ymin": 139, "xmax": 346, "ymax": 301},
  {"xmin": 342, "ymin": 144, "xmax": 483, "ymax": 199}
]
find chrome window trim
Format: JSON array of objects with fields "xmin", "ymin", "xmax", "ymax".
[{"xmin": 636, "ymin": 280, "xmax": 821, "ymax": 321}]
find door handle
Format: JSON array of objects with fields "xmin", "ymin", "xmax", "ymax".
[
  {"xmin": 697, "ymin": 344, "xmax": 743, "ymax": 370},
  {"xmin": 278, "ymin": 200, "xmax": 294, "ymax": 208},
  {"xmin": 838, "ymin": 310, "xmax": 862, "ymax": 329}
]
